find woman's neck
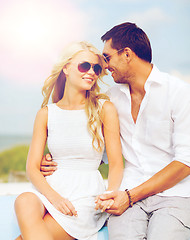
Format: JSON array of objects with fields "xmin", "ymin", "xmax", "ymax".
[{"xmin": 57, "ymin": 88, "xmax": 86, "ymax": 110}]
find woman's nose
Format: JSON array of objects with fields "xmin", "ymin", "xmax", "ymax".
[{"xmin": 87, "ymin": 66, "xmax": 95, "ymax": 74}]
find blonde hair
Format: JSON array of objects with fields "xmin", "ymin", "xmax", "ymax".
[{"xmin": 41, "ymin": 41, "xmax": 109, "ymax": 152}]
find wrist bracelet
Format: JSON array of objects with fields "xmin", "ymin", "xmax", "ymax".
[{"xmin": 125, "ymin": 189, "xmax": 133, "ymax": 207}]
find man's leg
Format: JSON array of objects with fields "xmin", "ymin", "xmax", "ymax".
[
  {"xmin": 147, "ymin": 196, "xmax": 190, "ymax": 240},
  {"xmin": 108, "ymin": 203, "xmax": 148, "ymax": 240}
]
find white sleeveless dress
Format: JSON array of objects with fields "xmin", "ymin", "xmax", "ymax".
[{"xmin": 29, "ymin": 103, "xmax": 108, "ymax": 240}]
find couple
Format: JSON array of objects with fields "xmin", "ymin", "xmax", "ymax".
[{"xmin": 15, "ymin": 22, "xmax": 190, "ymax": 240}]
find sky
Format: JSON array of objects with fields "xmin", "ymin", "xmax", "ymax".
[{"xmin": 0, "ymin": 0, "xmax": 190, "ymax": 135}]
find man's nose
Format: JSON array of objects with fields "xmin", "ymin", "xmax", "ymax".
[{"xmin": 103, "ymin": 61, "xmax": 108, "ymax": 70}]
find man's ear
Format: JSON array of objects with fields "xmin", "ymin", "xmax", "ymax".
[
  {"xmin": 124, "ymin": 47, "xmax": 133, "ymax": 62},
  {"xmin": 124, "ymin": 47, "xmax": 131, "ymax": 57}
]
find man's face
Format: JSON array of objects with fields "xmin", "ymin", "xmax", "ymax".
[{"xmin": 102, "ymin": 39, "xmax": 128, "ymax": 84}]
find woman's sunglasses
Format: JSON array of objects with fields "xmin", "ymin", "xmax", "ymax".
[{"xmin": 78, "ymin": 62, "xmax": 102, "ymax": 76}]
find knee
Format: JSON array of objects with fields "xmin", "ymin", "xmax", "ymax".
[{"xmin": 14, "ymin": 192, "xmax": 36, "ymax": 216}]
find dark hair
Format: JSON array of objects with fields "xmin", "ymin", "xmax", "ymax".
[{"xmin": 101, "ymin": 22, "xmax": 152, "ymax": 63}]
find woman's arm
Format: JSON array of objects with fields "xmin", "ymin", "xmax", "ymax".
[
  {"xmin": 101, "ymin": 101, "xmax": 124, "ymax": 191},
  {"xmin": 26, "ymin": 107, "xmax": 49, "ymax": 192},
  {"xmin": 26, "ymin": 107, "xmax": 77, "ymax": 216},
  {"xmin": 95, "ymin": 101, "xmax": 123, "ymax": 212}
]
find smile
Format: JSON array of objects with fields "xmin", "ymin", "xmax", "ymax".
[{"xmin": 83, "ymin": 77, "xmax": 94, "ymax": 82}]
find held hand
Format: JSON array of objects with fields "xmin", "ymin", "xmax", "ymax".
[
  {"xmin": 50, "ymin": 193, "xmax": 78, "ymax": 217},
  {"xmin": 95, "ymin": 197, "xmax": 114, "ymax": 212},
  {"xmin": 98, "ymin": 191, "xmax": 129, "ymax": 215},
  {"xmin": 40, "ymin": 153, "xmax": 57, "ymax": 176}
]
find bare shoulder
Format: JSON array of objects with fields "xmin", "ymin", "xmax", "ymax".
[
  {"xmin": 101, "ymin": 101, "xmax": 120, "ymax": 131},
  {"xmin": 101, "ymin": 101, "xmax": 117, "ymax": 115},
  {"xmin": 101, "ymin": 101, "xmax": 118, "ymax": 122},
  {"xmin": 35, "ymin": 106, "xmax": 48, "ymax": 124}
]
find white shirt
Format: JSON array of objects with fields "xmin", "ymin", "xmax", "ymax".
[{"xmin": 107, "ymin": 65, "xmax": 190, "ymax": 197}]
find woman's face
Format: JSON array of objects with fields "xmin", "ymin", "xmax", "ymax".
[{"xmin": 64, "ymin": 50, "xmax": 101, "ymax": 92}]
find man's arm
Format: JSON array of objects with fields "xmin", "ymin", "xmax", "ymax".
[
  {"xmin": 131, "ymin": 160, "xmax": 190, "ymax": 202},
  {"xmin": 99, "ymin": 160, "xmax": 190, "ymax": 215}
]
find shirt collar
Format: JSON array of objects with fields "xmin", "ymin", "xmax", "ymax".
[
  {"xmin": 118, "ymin": 84, "xmax": 131, "ymax": 98},
  {"xmin": 146, "ymin": 65, "xmax": 163, "ymax": 85},
  {"xmin": 118, "ymin": 65, "xmax": 162, "ymax": 94}
]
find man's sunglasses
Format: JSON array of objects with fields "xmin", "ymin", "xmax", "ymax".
[
  {"xmin": 103, "ymin": 48, "xmax": 126, "ymax": 63},
  {"xmin": 78, "ymin": 62, "xmax": 102, "ymax": 76}
]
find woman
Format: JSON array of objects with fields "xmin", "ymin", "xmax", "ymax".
[{"xmin": 14, "ymin": 41, "xmax": 123, "ymax": 240}]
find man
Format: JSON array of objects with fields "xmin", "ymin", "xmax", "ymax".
[{"xmin": 41, "ymin": 22, "xmax": 190, "ymax": 239}]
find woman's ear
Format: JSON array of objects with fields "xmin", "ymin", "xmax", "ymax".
[
  {"xmin": 62, "ymin": 64, "xmax": 69, "ymax": 75},
  {"xmin": 63, "ymin": 63, "xmax": 70, "ymax": 76}
]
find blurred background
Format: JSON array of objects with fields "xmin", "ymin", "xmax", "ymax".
[{"xmin": 0, "ymin": 0, "xmax": 190, "ymax": 183}]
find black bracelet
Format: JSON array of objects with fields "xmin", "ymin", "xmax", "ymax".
[{"xmin": 125, "ymin": 189, "xmax": 133, "ymax": 207}]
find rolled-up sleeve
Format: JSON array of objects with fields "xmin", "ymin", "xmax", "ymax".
[{"xmin": 172, "ymin": 84, "xmax": 190, "ymax": 167}]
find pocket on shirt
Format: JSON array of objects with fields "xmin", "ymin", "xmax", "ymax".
[{"xmin": 145, "ymin": 119, "xmax": 172, "ymax": 150}]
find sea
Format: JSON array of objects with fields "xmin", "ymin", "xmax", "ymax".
[{"xmin": 0, "ymin": 134, "xmax": 32, "ymax": 152}]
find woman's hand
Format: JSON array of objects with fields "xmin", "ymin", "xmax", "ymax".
[
  {"xmin": 95, "ymin": 195, "xmax": 114, "ymax": 212},
  {"xmin": 96, "ymin": 191, "xmax": 129, "ymax": 215},
  {"xmin": 49, "ymin": 193, "xmax": 78, "ymax": 217}
]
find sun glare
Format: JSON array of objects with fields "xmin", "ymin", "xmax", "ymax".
[
  {"xmin": 0, "ymin": 0, "xmax": 86, "ymax": 84},
  {"xmin": 14, "ymin": 14, "xmax": 48, "ymax": 48},
  {"xmin": 1, "ymin": 2, "xmax": 50, "ymax": 50}
]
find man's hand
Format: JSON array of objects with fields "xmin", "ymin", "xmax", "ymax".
[
  {"xmin": 40, "ymin": 153, "xmax": 57, "ymax": 176},
  {"xmin": 95, "ymin": 197, "xmax": 114, "ymax": 212},
  {"xmin": 96, "ymin": 191, "xmax": 129, "ymax": 215}
]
